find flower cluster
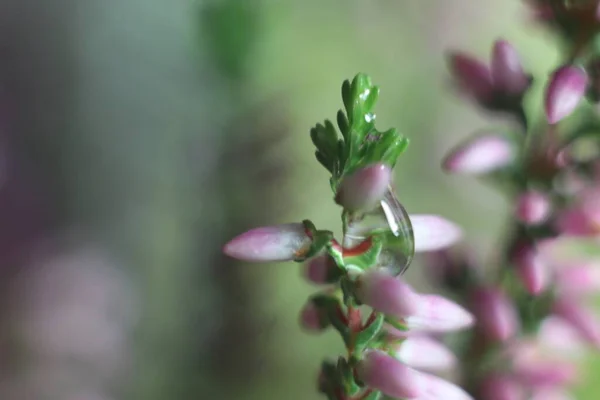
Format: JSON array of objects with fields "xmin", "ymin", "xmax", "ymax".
[
  {"xmin": 223, "ymin": 2, "xmax": 600, "ymax": 399},
  {"xmin": 224, "ymin": 74, "xmax": 476, "ymax": 399},
  {"xmin": 433, "ymin": 1, "xmax": 600, "ymax": 398}
]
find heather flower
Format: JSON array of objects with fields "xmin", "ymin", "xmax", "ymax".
[
  {"xmin": 470, "ymin": 286, "xmax": 519, "ymax": 341},
  {"xmin": 544, "ymin": 65, "xmax": 588, "ymax": 124},
  {"xmin": 223, "ymin": 223, "xmax": 312, "ymax": 262},
  {"xmin": 552, "ymin": 298, "xmax": 600, "ymax": 347},
  {"xmin": 515, "ymin": 190, "xmax": 551, "ymax": 225},
  {"xmin": 442, "ymin": 132, "xmax": 516, "ymax": 175},
  {"xmin": 356, "ymin": 350, "xmax": 472, "ymax": 400},
  {"xmin": 335, "ymin": 163, "xmax": 392, "ymax": 211},
  {"xmin": 448, "ymin": 40, "xmax": 531, "ymax": 112},
  {"xmin": 511, "ymin": 242, "xmax": 549, "ymax": 295},
  {"xmin": 478, "ymin": 374, "xmax": 523, "ymax": 400},
  {"xmin": 299, "ymin": 299, "xmax": 329, "ymax": 332},
  {"xmin": 556, "ymin": 186, "xmax": 600, "ymax": 236},
  {"xmin": 410, "ymin": 214, "xmax": 463, "ymax": 252},
  {"xmin": 355, "ymin": 269, "xmax": 474, "ymax": 332},
  {"xmin": 395, "ymin": 335, "xmax": 457, "ymax": 371}
]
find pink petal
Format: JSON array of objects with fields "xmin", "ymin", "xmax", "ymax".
[
  {"xmin": 555, "ymin": 263, "xmax": 600, "ymax": 296},
  {"xmin": 479, "ymin": 374, "xmax": 524, "ymax": 400},
  {"xmin": 411, "ymin": 214, "xmax": 463, "ymax": 252},
  {"xmin": 407, "ymin": 294, "xmax": 475, "ymax": 332},
  {"xmin": 413, "ymin": 369, "xmax": 474, "ymax": 400},
  {"xmin": 442, "ymin": 133, "xmax": 516, "ymax": 175},
  {"xmin": 223, "ymin": 223, "xmax": 311, "ymax": 262},
  {"xmin": 356, "ymin": 350, "xmax": 421, "ymax": 399},
  {"xmin": 545, "ymin": 65, "xmax": 588, "ymax": 124},
  {"xmin": 355, "ymin": 270, "xmax": 419, "ymax": 319},
  {"xmin": 470, "ymin": 287, "xmax": 519, "ymax": 341},
  {"xmin": 491, "ymin": 40, "xmax": 529, "ymax": 94},
  {"xmin": 303, "ymin": 255, "xmax": 337, "ymax": 284},
  {"xmin": 553, "ymin": 299, "xmax": 600, "ymax": 347},
  {"xmin": 448, "ymin": 52, "xmax": 494, "ymax": 102},
  {"xmin": 299, "ymin": 300, "xmax": 327, "ymax": 332},
  {"xmin": 336, "ymin": 163, "xmax": 392, "ymax": 212},
  {"xmin": 515, "ymin": 190, "xmax": 551, "ymax": 225},
  {"xmin": 512, "ymin": 245, "xmax": 549, "ymax": 295},
  {"xmin": 395, "ymin": 336, "xmax": 457, "ymax": 371},
  {"xmin": 538, "ymin": 316, "xmax": 585, "ymax": 356}
]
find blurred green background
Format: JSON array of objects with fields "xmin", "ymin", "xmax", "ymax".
[{"xmin": 0, "ymin": 0, "xmax": 599, "ymax": 399}]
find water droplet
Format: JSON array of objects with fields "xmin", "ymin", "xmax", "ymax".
[{"xmin": 343, "ymin": 188, "xmax": 415, "ymax": 276}]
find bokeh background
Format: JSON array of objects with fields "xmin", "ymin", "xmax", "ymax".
[{"xmin": 0, "ymin": 0, "xmax": 598, "ymax": 399}]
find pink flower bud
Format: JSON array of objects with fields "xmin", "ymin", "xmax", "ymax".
[
  {"xmin": 414, "ymin": 369, "xmax": 474, "ymax": 400},
  {"xmin": 553, "ymin": 299, "xmax": 600, "ymax": 347},
  {"xmin": 299, "ymin": 300, "xmax": 328, "ymax": 332},
  {"xmin": 407, "ymin": 294, "xmax": 475, "ymax": 333},
  {"xmin": 470, "ymin": 287, "xmax": 519, "ymax": 341},
  {"xmin": 442, "ymin": 133, "xmax": 516, "ymax": 175},
  {"xmin": 491, "ymin": 40, "xmax": 529, "ymax": 95},
  {"xmin": 555, "ymin": 262, "xmax": 600, "ymax": 296},
  {"xmin": 448, "ymin": 52, "xmax": 495, "ymax": 103},
  {"xmin": 515, "ymin": 191, "xmax": 551, "ymax": 225},
  {"xmin": 556, "ymin": 186, "xmax": 600, "ymax": 236},
  {"xmin": 303, "ymin": 255, "xmax": 337, "ymax": 284},
  {"xmin": 479, "ymin": 374, "xmax": 524, "ymax": 400},
  {"xmin": 545, "ymin": 65, "xmax": 588, "ymax": 124},
  {"xmin": 356, "ymin": 350, "xmax": 421, "ymax": 399},
  {"xmin": 506, "ymin": 338, "xmax": 580, "ymax": 389},
  {"xmin": 512, "ymin": 244, "xmax": 548, "ymax": 295},
  {"xmin": 223, "ymin": 223, "xmax": 311, "ymax": 262},
  {"xmin": 355, "ymin": 270, "xmax": 419, "ymax": 319},
  {"xmin": 538, "ymin": 317, "xmax": 585, "ymax": 357},
  {"xmin": 395, "ymin": 336, "xmax": 457, "ymax": 371},
  {"xmin": 411, "ymin": 214, "xmax": 463, "ymax": 252},
  {"xmin": 335, "ymin": 163, "xmax": 392, "ymax": 211}
]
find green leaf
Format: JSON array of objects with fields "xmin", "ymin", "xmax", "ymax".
[
  {"xmin": 337, "ymin": 357, "xmax": 361, "ymax": 396},
  {"xmin": 354, "ymin": 313, "xmax": 385, "ymax": 354},
  {"xmin": 336, "ymin": 110, "xmax": 350, "ymax": 141},
  {"xmin": 298, "ymin": 220, "xmax": 334, "ymax": 261},
  {"xmin": 384, "ymin": 316, "xmax": 408, "ymax": 332},
  {"xmin": 362, "ymin": 390, "xmax": 383, "ymax": 400}
]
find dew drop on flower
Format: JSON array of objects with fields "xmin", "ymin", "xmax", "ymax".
[{"xmin": 343, "ymin": 188, "xmax": 415, "ymax": 276}]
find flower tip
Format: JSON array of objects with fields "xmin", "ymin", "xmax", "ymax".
[
  {"xmin": 336, "ymin": 163, "xmax": 392, "ymax": 211},
  {"xmin": 356, "ymin": 269, "xmax": 419, "ymax": 318},
  {"xmin": 442, "ymin": 133, "xmax": 515, "ymax": 175},
  {"xmin": 491, "ymin": 39, "xmax": 529, "ymax": 94},
  {"xmin": 356, "ymin": 350, "xmax": 421, "ymax": 399},
  {"xmin": 545, "ymin": 65, "xmax": 588, "ymax": 124},
  {"xmin": 222, "ymin": 223, "xmax": 311, "ymax": 262},
  {"xmin": 411, "ymin": 214, "xmax": 463, "ymax": 252}
]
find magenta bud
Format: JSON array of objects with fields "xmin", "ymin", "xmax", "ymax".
[
  {"xmin": 442, "ymin": 133, "xmax": 515, "ymax": 175},
  {"xmin": 299, "ymin": 300, "xmax": 328, "ymax": 332},
  {"xmin": 407, "ymin": 294, "xmax": 475, "ymax": 333},
  {"xmin": 395, "ymin": 336, "xmax": 457, "ymax": 371},
  {"xmin": 335, "ymin": 163, "xmax": 392, "ymax": 211},
  {"xmin": 512, "ymin": 245, "xmax": 548, "ymax": 295},
  {"xmin": 553, "ymin": 299, "xmax": 600, "ymax": 347},
  {"xmin": 479, "ymin": 374, "xmax": 523, "ymax": 400},
  {"xmin": 356, "ymin": 350, "xmax": 421, "ymax": 399},
  {"xmin": 491, "ymin": 40, "xmax": 530, "ymax": 95},
  {"xmin": 470, "ymin": 287, "xmax": 519, "ymax": 341},
  {"xmin": 223, "ymin": 223, "xmax": 312, "ymax": 262},
  {"xmin": 355, "ymin": 270, "xmax": 419, "ymax": 319},
  {"xmin": 545, "ymin": 65, "xmax": 588, "ymax": 124},
  {"xmin": 448, "ymin": 52, "xmax": 494, "ymax": 102},
  {"xmin": 303, "ymin": 255, "xmax": 338, "ymax": 284},
  {"xmin": 515, "ymin": 190, "xmax": 551, "ymax": 225},
  {"xmin": 411, "ymin": 214, "xmax": 463, "ymax": 252}
]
